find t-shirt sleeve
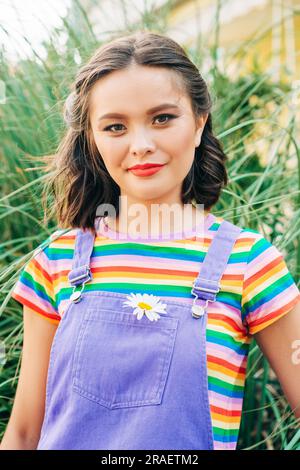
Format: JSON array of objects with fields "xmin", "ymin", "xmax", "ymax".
[
  {"xmin": 241, "ymin": 234, "xmax": 300, "ymax": 336},
  {"xmin": 11, "ymin": 242, "xmax": 61, "ymax": 325}
]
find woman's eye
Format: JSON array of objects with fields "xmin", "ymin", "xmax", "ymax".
[
  {"xmin": 103, "ymin": 123, "xmax": 124, "ymax": 132},
  {"xmin": 153, "ymin": 113, "xmax": 176, "ymax": 124},
  {"xmin": 103, "ymin": 113, "xmax": 177, "ymax": 133}
]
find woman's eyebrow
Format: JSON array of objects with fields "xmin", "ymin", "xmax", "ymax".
[{"xmin": 97, "ymin": 103, "xmax": 180, "ymax": 122}]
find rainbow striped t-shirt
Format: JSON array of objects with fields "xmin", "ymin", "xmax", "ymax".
[{"xmin": 11, "ymin": 213, "xmax": 300, "ymax": 450}]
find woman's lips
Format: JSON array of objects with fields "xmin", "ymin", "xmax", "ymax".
[{"xmin": 128, "ymin": 165, "xmax": 165, "ymax": 177}]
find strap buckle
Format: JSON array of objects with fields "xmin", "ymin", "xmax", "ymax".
[
  {"xmin": 191, "ymin": 279, "xmax": 219, "ymax": 319},
  {"xmin": 192, "ymin": 279, "xmax": 220, "ymax": 294},
  {"xmin": 68, "ymin": 265, "xmax": 92, "ymax": 303},
  {"xmin": 69, "ymin": 265, "xmax": 91, "ymax": 284}
]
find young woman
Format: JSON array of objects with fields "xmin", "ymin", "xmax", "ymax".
[{"xmin": 1, "ymin": 31, "xmax": 300, "ymax": 450}]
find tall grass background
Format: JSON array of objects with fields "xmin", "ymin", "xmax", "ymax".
[{"xmin": 0, "ymin": 0, "xmax": 299, "ymax": 449}]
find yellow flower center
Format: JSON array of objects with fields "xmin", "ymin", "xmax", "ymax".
[{"xmin": 138, "ymin": 302, "xmax": 152, "ymax": 310}]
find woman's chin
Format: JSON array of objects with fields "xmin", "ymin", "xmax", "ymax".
[{"xmin": 127, "ymin": 190, "xmax": 168, "ymax": 202}]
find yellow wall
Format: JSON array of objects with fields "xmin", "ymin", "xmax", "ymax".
[{"xmin": 166, "ymin": 0, "xmax": 299, "ymax": 82}]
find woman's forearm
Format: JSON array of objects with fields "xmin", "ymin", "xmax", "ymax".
[{"xmin": 0, "ymin": 423, "xmax": 38, "ymax": 450}]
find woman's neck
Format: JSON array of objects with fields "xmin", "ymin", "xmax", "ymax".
[{"xmin": 104, "ymin": 205, "xmax": 209, "ymax": 239}]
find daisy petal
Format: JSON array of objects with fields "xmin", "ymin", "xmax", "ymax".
[
  {"xmin": 137, "ymin": 309, "xmax": 144, "ymax": 320},
  {"xmin": 145, "ymin": 310, "xmax": 154, "ymax": 321},
  {"xmin": 154, "ymin": 305, "xmax": 167, "ymax": 314},
  {"xmin": 152, "ymin": 312, "xmax": 161, "ymax": 321}
]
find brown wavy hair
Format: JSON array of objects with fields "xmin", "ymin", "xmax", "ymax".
[{"xmin": 41, "ymin": 30, "xmax": 228, "ymax": 237}]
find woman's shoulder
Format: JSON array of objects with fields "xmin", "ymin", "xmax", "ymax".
[
  {"xmin": 210, "ymin": 214, "xmax": 271, "ymax": 251},
  {"xmin": 209, "ymin": 215, "xmax": 296, "ymax": 279},
  {"xmin": 32, "ymin": 226, "xmax": 79, "ymax": 259}
]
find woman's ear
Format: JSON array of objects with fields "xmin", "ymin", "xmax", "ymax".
[{"xmin": 194, "ymin": 113, "xmax": 208, "ymax": 148}]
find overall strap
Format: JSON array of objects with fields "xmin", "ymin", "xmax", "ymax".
[
  {"xmin": 191, "ymin": 220, "xmax": 242, "ymax": 318},
  {"xmin": 67, "ymin": 219, "xmax": 100, "ymax": 302}
]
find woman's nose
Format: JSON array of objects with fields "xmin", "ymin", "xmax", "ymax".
[{"xmin": 129, "ymin": 130, "xmax": 156, "ymax": 155}]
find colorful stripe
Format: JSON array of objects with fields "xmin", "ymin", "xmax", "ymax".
[{"xmin": 11, "ymin": 215, "xmax": 300, "ymax": 450}]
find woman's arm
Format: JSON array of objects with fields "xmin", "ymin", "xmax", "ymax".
[
  {"xmin": 0, "ymin": 306, "xmax": 58, "ymax": 450},
  {"xmin": 254, "ymin": 300, "xmax": 300, "ymax": 419}
]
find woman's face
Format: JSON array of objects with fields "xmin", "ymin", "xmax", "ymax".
[{"xmin": 89, "ymin": 64, "xmax": 207, "ymax": 207}]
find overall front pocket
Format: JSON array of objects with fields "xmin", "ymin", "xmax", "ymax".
[{"xmin": 72, "ymin": 308, "xmax": 178, "ymax": 409}]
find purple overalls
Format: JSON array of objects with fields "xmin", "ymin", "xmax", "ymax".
[{"xmin": 37, "ymin": 216, "xmax": 241, "ymax": 450}]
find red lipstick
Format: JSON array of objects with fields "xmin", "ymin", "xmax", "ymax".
[{"xmin": 128, "ymin": 163, "xmax": 165, "ymax": 177}]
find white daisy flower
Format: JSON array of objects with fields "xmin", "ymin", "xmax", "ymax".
[{"xmin": 123, "ymin": 293, "xmax": 167, "ymax": 322}]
